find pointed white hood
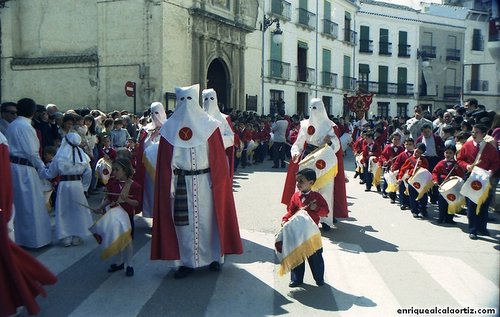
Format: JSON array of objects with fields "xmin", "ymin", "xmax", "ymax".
[
  {"xmin": 300, "ymin": 98, "xmax": 336, "ymax": 145},
  {"xmin": 160, "ymin": 84, "xmax": 220, "ymax": 148}
]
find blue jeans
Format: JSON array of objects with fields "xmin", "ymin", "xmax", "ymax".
[
  {"xmin": 466, "ymin": 195, "xmax": 491, "ymax": 235},
  {"xmin": 408, "ymin": 186, "xmax": 428, "ymax": 216},
  {"xmin": 291, "ymin": 248, "xmax": 324, "ymax": 283}
]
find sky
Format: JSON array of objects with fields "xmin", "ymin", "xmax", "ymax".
[{"xmin": 384, "ymin": 0, "xmax": 444, "ymax": 10}]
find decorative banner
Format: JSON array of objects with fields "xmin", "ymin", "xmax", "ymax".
[
  {"xmin": 298, "ymin": 144, "xmax": 338, "ymax": 191},
  {"xmin": 460, "ymin": 166, "xmax": 492, "ymax": 215},
  {"xmin": 344, "ymin": 92, "xmax": 375, "ymax": 119}
]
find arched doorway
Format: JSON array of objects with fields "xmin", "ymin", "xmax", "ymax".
[{"xmin": 207, "ymin": 58, "xmax": 229, "ymax": 112}]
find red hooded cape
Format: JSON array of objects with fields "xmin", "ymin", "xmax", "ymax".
[
  {"xmin": 0, "ymin": 143, "xmax": 57, "ymax": 317},
  {"xmin": 281, "ymin": 125, "xmax": 348, "ymax": 218},
  {"xmin": 132, "ymin": 129, "xmax": 148, "ymax": 187},
  {"xmin": 150, "ymin": 131, "xmax": 243, "ymax": 260}
]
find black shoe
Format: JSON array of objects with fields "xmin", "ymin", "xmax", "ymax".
[
  {"xmin": 108, "ymin": 263, "xmax": 124, "ymax": 273},
  {"xmin": 390, "ymin": 199, "xmax": 396, "ymax": 204},
  {"xmin": 364, "ymin": 188, "xmax": 371, "ymax": 192},
  {"xmin": 320, "ymin": 222, "xmax": 331, "ymax": 231},
  {"xmin": 289, "ymin": 281, "xmax": 303, "ymax": 288},
  {"xmin": 400, "ymin": 205, "xmax": 408, "ymax": 210},
  {"xmin": 478, "ymin": 230, "xmax": 491, "ymax": 236},
  {"xmin": 469, "ymin": 233, "xmax": 478, "ymax": 240},
  {"xmin": 382, "ymin": 193, "xmax": 388, "ymax": 198},
  {"xmin": 316, "ymin": 280, "xmax": 325, "ymax": 286},
  {"xmin": 126, "ymin": 266, "xmax": 134, "ymax": 277},
  {"xmin": 412, "ymin": 213, "xmax": 419, "ymax": 218},
  {"xmin": 420, "ymin": 212, "xmax": 428, "ymax": 219},
  {"xmin": 444, "ymin": 219, "xmax": 456, "ymax": 225},
  {"xmin": 354, "ymin": 173, "xmax": 358, "ymax": 179},
  {"xmin": 271, "ymin": 165, "xmax": 279, "ymax": 168},
  {"xmin": 359, "ymin": 181, "xmax": 366, "ymax": 185},
  {"xmin": 209, "ymin": 261, "xmax": 220, "ymax": 272},
  {"xmin": 174, "ymin": 266, "xmax": 194, "ymax": 279},
  {"xmin": 376, "ymin": 186, "xmax": 381, "ymax": 193}
]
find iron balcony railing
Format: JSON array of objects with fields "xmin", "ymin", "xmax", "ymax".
[
  {"xmin": 296, "ymin": 66, "xmax": 315, "ymax": 84},
  {"xmin": 420, "ymin": 45, "xmax": 436, "ymax": 58},
  {"xmin": 472, "ymin": 35, "xmax": 484, "ymax": 51},
  {"xmin": 359, "ymin": 39, "xmax": 373, "ymax": 53},
  {"xmin": 444, "ymin": 86, "xmax": 461, "ymax": 98},
  {"xmin": 343, "ymin": 29, "xmax": 356, "ymax": 45},
  {"xmin": 446, "ymin": 48, "xmax": 461, "ymax": 61},
  {"xmin": 321, "ymin": 71, "xmax": 338, "ymax": 88},
  {"xmin": 270, "ymin": 0, "xmax": 292, "ymax": 20},
  {"xmin": 358, "ymin": 81, "xmax": 414, "ymax": 95},
  {"xmin": 268, "ymin": 60, "xmax": 291, "ymax": 80},
  {"xmin": 467, "ymin": 80, "xmax": 489, "ymax": 92},
  {"xmin": 342, "ymin": 76, "xmax": 357, "ymax": 90},
  {"xmin": 398, "ymin": 44, "xmax": 411, "ymax": 57},
  {"xmin": 322, "ymin": 19, "xmax": 338, "ymax": 38},
  {"xmin": 297, "ymin": 8, "xmax": 315, "ymax": 29},
  {"xmin": 379, "ymin": 42, "xmax": 392, "ymax": 56}
]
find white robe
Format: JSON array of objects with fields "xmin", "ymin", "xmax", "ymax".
[
  {"xmin": 6, "ymin": 117, "xmax": 52, "ymax": 248},
  {"xmin": 291, "ymin": 121, "xmax": 340, "ymax": 223},
  {"xmin": 40, "ymin": 159, "xmax": 93, "ymax": 239},
  {"xmin": 167, "ymin": 144, "xmax": 222, "ymax": 268},
  {"xmin": 142, "ymin": 143, "xmax": 158, "ymax": 218}
]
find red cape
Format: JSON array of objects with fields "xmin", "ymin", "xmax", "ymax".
[
  {"xmin": 0, "ymin": 144, "xmax": 57, "ymax": 317},
  {"xmin": 150, "ymin": 131, "xmax": 243, "ymax": 260},
  {"xmin": 281, "ymin": 125, "xmax": 348, "ymax": 218},
  {"xmin": 132, "ymin": 129, "xmax": 148, "ymax": 187}
]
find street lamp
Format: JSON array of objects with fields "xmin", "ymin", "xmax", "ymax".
[{"xmin": 261, "ymin": 15, "xmax": 283, "ymax": 115}]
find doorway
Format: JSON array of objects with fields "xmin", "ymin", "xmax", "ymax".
[{"xmin": 207, "ymin": 58, "xmax": 229, "ymax": 112}]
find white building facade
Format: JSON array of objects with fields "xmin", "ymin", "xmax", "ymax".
[{"xmin": 0, "ymin": 0, "xmax": 497, "ymax": 115}]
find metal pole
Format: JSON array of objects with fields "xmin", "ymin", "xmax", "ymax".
[
  {"xmin": 315, "ymin": 0, "xmax": 318, "ymax": 97},
  {"xmin": 260, "ymin": 0, "xmax": 266, "ymax": 115},
  {"xmin": 133, "ymin": 82, "xmax": 137, "ymax": 115}
]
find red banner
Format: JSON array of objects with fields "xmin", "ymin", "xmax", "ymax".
[{"xmin": 344, "ymin": 93, "xmax": 374, "ymax": 119}]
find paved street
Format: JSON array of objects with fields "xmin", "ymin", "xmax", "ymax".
[{"xmin": 22, "ymin": 151, "xmax": 499, "ymax": 317}]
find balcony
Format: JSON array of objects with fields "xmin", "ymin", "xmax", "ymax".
[
  {"xmin": 420, "ymin": 45, "xmax": 436, "ymax": 58},
  {"xmin": 342, "ymin": 76, "xmax": 357, "ymax": 90},
  {"xmin": 268, "ymin": 60, "xmax": 291, "ymax": 80},
  {"xmin": 446, "ymin": 48, "xmax": 461, "ymax": 61},
  {"xmin": 443, "ymin": 86, "xmax": 461, "ymax": 98},
  {"xmin": 357, "ymin": 80, "xmax": 378, "ymax": 93},
  {"xmin": 398, "ymin": 44, "xmax": 411, "ymax": 57},
  {"xmin": 297, "ymin": 8, "xmax": 315, "ymax": 29},
  {"xmin": 322, "ymin": 19, "xmax": 338, "ymax": 38},
  {"xmin": 321, "ymin": 71, "xmax": 338, "ymax": 89},
  {"xmin": 467, "ymin": 80, "xmax": 489, "ymax": 92},
  {"xmin": 359, "ymin": 39, "xmax": 373, "ymax": 53},
  {"xmin": 270, "ymin": 0, "xmax": 292, "ymax": 21},
  {"xmin": 379, "ymin": 42, "xmax": 392, "ymax": 56},
  {"xmin": 356, "ymin": 81, "xmax": 414, "ymax": 95},
  {"xmin": 396, "ymin": 83, "xmax": 414, "ymax": 96},
  {"xmin": 343, "ymin": 29, "xmax": 356, "ymax": 45},
  {"xmin": 472, "ymin": 35, "xmax": 484, "ymax": 51},
  {"xmin": 296, "ymin": 66, "xmax": 315, "ymax": 84}
]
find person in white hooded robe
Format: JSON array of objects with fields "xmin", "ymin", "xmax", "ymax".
[
  {"xmin": 202, "ymin": 89, "xmax": 235, "ymax": 177},
  {"xmin": 137, "ymin": 102, "xmax": 167, "ymax": 218},
  {"xmin": 151, "ymin": 84, "xmax": 242, "ymax": 279},
  {"xmin": 282, "ymin": 98, "xmax": 349, "ymax": 228},
  {"xmin": 40, "ymin": 132, "xmax": 93, "ymax": 246}
]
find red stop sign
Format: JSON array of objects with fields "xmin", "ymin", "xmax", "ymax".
[{"xmin": 125, "ymin": 81, "xmax": 135, "ymax": 97}]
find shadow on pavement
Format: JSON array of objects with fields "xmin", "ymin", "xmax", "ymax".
[
  {"xmin": 323, "ymin": 222, "xmax": 399, "ymax": 253},
  {"xmin": 288, "ymin": 282, "xmax": 375, "ymax": 312}
]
